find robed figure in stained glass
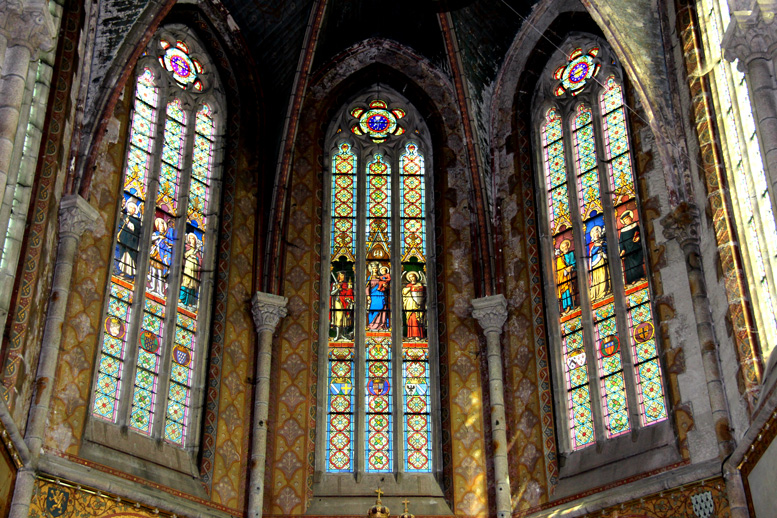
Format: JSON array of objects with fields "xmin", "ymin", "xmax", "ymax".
[
  {"xmin": 556, "ymin": 239, "xmax": 577, "ymax": 313},
  {"xmin": 179, "ymin": 232, "xmax": 202, "ymax": 307},
  {"xmin": 148, "ymin": 216, "xmax": 175, "ymax": 296},
  {"xmin": 116, "ymin": 197, "xmax": 143, "ymax": 279},
  {"xmin": 366, "ymin": 261, "xmax": 390, "ymax": 330},
  {"xmin": 618, "ymin": 210, "xmax": 645, "ymax": 286},
  {"xmin": 402, "ymin": 271, "xmax": 426, "ymax": 339},
  {"xmin": 589, "ymin": 225, "xmax": 611, "ymax": 302},
  {"xmin": 331, "ymin": 270, "xmax": 355, "ymax": 341}
]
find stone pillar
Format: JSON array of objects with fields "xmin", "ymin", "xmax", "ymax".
[
  {"xmin": 0, "ymin": 1, "xmax": 55, "ymax": 226},
  {"xmin": 248, "ymin": 292, "xmax": 288, "ymax": 518},
  {"xmin": 10, "ymin": 194, "xmax": 97, "ymax": 518},
  {"xmin": 724, "ymin": 2, "xmax": 777, "ymax": 216},
  {"xmin": 471, "ymin": 294, "xmax": 511, "ymax": 518},
  {"xmin": 661, "ymin": 203, "xmax": 746, "ymax": 518}
]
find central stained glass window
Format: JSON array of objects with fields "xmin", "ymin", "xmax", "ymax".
[
  {"xmin": 537, "ymin": 42, "xmax": 668, "ymax": 452},
  {"xmin": 324, "ymin": 93, "xmax": 434, "ymax": 474}
]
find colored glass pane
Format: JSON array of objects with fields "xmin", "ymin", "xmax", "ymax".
[
  {"xmin": 129, "ymin": 298, "xmax": 165, "ymax": 434},
  {"xmin": 626, "ymin": 289, "xmax": 667, "ymax": 424},
  {"xmin": 327, "ymin": 142, "xmax": 357, "ymax": 472},
  {"xmin": 553, "ymin": 47, "xmax": 601, "ymax": 96},
  {"xmin": 365, "ymin": 152, "xmax": 392, "ymax": 472},
  {"xmin": 400, "ymin": 143, "xmax": 425, "ymax": 263},
  {"xmin": 593, "ymin": 303, "xmax": 630, "ymax": 437},
  {"xmin": 351, "ymin": 99, "xmax": 405, "ymax": 142},
  {"xmin": 562, "ymin": 316, "xmax": 594, "ymax": 448},
  {"xmin": 398, "ymin": 141, "xmax": 431, "ymax": 472},
  {"xmin": 327, "ymin": 341, "xmax": 355, "ymax": 471},
  {"xmin": 365, "ymin": 335, "xmax": 392, "ymax": 472},
  {"xmin": 94, "ymin": 71, "xmax": 159, "ymax": 424},
  {"xmin": 331, "ymin": 143, "xmax": 357, "ymax": 262},
  {"xmin": 542, "ymin": 108, "xmax": 572, "ymax": 235},
  {"xmin": 160, "ymin": 42, "xmax": 202, "ymax": 88}
]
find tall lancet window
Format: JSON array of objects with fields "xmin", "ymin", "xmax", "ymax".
[
  {"xmin": 320, "ymin": 90, "xmax": 438, "ymax": 478},
  {"xmin": 90, "ymin": 28, "xmax": 223, "ymax": 450},
  {"xmin": 535, "ymin": 41, "xmax": 668, "ymax": 453}
]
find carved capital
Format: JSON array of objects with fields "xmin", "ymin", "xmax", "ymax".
[
  {"xmin": 471, "ymin": 294, "xmax": 508, "ymax": 336},
  {"xmin": 723, "ymin": 1, "xmax": 777, "ymax": 70},
  {"xmin": 0, "ymin": 0, "xmax": 56, "ymax": 54},
  {"xmin": 661, "ymin": 201, "xmax": 701, "ymax": 249},
  {"xmin": 59, "ymin": 195, "xmax": 99, "ymax": 240},
  {"xmin": 251, "ymin": 291, "xmax": 289, "ymax": 334}
]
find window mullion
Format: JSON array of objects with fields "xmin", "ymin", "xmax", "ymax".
[
  {"xmin": 593, "ymin": 98, "xmax": 641, "ymax": 434},
  {"xmin": 118, "ymin": 75, "xmax": 168, "ymax": 428},
  {"xmin": 391, "ymin": 151, "xmax": 403, "ymax": 477},
  {"xmin": 563, "ymin": 107, "xmax": 606, "ymax": 445},
  {"xmin": 355, "ymin": 146, "xmax": 367, "ymax": 478}
]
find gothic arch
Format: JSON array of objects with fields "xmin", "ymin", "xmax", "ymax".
[
  {"xmin": 264, "ymin": 40, "xmax": 492, "ymax": 515},
  {"xmin": 488, "ymin": 8, "xmax": 687, "ymax": 506},
  {"xmin": 47, "ymin": 6, "xmax": 265, "ymax": 500}
]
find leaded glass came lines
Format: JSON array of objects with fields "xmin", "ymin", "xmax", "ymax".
[
  {"xmin": 163, "ymin": 104, "xmax": 214, "ymax": 445},
  {"xmin": 600, "ymin": 78, "xmax": 667, "ymax": 426},
  {"xmin": 366, "ymin": 153, "xmax": 393, "ymax": 473},
  {"xmin": 400, "ymin": 142, "xmax": 431, "ymax": 472},
  {"xmin": 542, "ymin": 108, "xmax": 571, "ymax": 235},
  {"xmin": 93, "ymin": 70, "xmax": 158, "ymax": 424},
  {"xmin": 327, "ymin": 142, "xmax": 357, "ymax": 472},
  {"xmin": 593, "ymin": 303, "xmax": 630, "ymax": 436},
  {"xmin": 563, "ymin": 316, "xmax": 595, "ymax": 448}
]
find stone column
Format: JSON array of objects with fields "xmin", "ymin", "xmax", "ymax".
[
  {"xmin": 0, "ymin": 1, "xmax": 55, "ymax": 228},
  {"xmin": 724, "ymin": 2, "xmax": 777, "ymax": 216},
  {"xmin": 248, "ymin": 292, "xmax": 288, "ymax": 518},
  {"xmin": 661, "ymin": 203, "xmax": 746, "ymax": 518},
  {"xmin": 10, "ymin": 194, "xmax": 98, "ymax": 518},
  {"xmin": 471, "ymin": 294, "xmax": 511, "ymax": 518}
]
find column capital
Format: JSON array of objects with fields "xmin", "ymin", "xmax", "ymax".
[
  {"xmin": 251, "ymin": 291, "xmax": 288, "ymax": 334},
  {"xmin": 471, "ymin": 294, "xmax": 508, "ymax": 335},
  {"xmin": 723, "ymin": 0, "xmax": 777, "ymax": 70},
  {"xmin": 59, "ymin": 195, "xmax": 99, "ymax": 240},
  {"xmin": 0, "ymin": 0, "xmax": 56, "ymax": 54},
  {"xmin": 661, "ymin": 201, "xmax": 701, "ymax": 249}
]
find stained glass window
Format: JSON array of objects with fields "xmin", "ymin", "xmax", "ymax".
[
  {"xmin": 91, "ymin": 34, "xmax": 222, "ymax": 449},
  {"xmin": 324, "ymin": 95, "xmax": 434, "ymax": 475},
  {"xmin": 538, "ymin": 44, "xmax": 667, "ymax": 452}
]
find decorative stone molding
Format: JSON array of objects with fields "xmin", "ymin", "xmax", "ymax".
[
  {"xmin": 251, "ymin": 291, "xmax": 289, "ymax": 333},
  {"xmin": 661, "ymin": 202, "xmax": 701, "ymax": 249},
  {"xmin": 59, "ymin": 195, "xmax": 99, "ymax": 240},
  {"xmin": 723, "ymin": 0, "xmax": 777, "ymax": 70},
  {"xmin": 471, "ymin": 294, "xmax": 508, "ymax": 335},
  {"xmin": 0, "ymin": 0, "xmax": 56, "ymax": 54}
]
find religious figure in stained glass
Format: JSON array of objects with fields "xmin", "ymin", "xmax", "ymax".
[
  {"xmin": 588, "ymin": 224, "xmax": 611, "ymax": 302},
  {"xmin": 556, "ymin": 238, "xmax": 577, "ymax": 313},
  {"xmin": 617, "ymin": 210, "xmax": 645, "ymax": 287},
  {"xmin": 331, "ymin": 270, "xmax": 355, "ymax": 341},
  {"xmin": 179, "ymin": 232, "xmax": 202, "ymax": 307},
  {"xmin": 116, "ymin": 195, "xmax": 143, "ymax": 279},
  {"xmin": 148, "ymin": 216, "xmax": 175, "ymax": 296},
  {"xmin": 402, "ymin": 271, "xmax": 426, "ymax": 340},
  {"xmin": 367, "ymin": 261, "xmax": 390, "ymax": 330}
]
